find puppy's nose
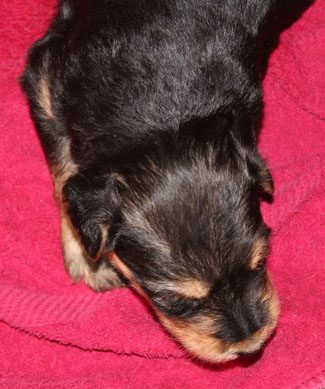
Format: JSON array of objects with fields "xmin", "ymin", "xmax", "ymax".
[{"xmin": 218, "ymin": 300, "xmax": 269, "ymax": 344}]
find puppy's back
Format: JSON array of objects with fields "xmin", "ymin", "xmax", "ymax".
[{"xmin": 22, "ymin": 0, "xmax": 310, "ymax": 167}]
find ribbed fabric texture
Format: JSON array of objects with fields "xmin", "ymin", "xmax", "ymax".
[{"xmin": 0, "ymin": 0, "xmax": 324, "ymax": 387}]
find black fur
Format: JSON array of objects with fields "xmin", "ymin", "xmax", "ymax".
[{"xmin": 21, "ymin": 0, "xmax": 311, "ymax": 358}]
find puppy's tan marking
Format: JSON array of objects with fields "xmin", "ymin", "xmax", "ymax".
[
  {"xmin": 108, "ymin": 251, "xmax": 147, "ymax": 298},
  {"xmin": 249, "ymin": 238, "xmax": 267, "ymax": 270},
  {"xmin": 172, "ymin": 279, "xmax": 210, "ymax": 299},
  {"xmin": 60, "ymin": 209, "xmax": 88, "ymax": 282},
  {"xmin": 259, "ymin": 168, "xmax": 274, "ymax": 195},
  {"xmin": 52, "ymin": 138, "xmax": 79, "ymax": 202},
  {"xmin": 38, "ymin": 75, "xmax": 54, "ymax": 120},
  {"xmin": 156, "ymin": 313, "xmax": 237, "ymax": 362},
  {"xmin": 108, "ymin": 251, "xmax": 133, "ymax": 280},
  {"xmin": 94, "ymin": 225, "xmax": 109, "ymax": 260},
  {"xmin": 143, "ymin": 278, "xmax": 210, "ymax": 299}
]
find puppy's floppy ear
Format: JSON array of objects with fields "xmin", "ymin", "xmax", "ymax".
[{"xmin": 63, "ymin": 169, "xmax": 123, "ymax": 260}]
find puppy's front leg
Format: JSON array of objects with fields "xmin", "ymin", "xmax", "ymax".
[{"xmin": 56, "ymin": 166, "xmax": 124, "ymax": 291}]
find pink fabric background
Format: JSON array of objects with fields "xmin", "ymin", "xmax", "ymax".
[{"xmin": 0, "ymin": 0, "xmax": 324, "ymax": 387}]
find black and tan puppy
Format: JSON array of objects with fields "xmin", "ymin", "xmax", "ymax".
[{"xmin": 21, "ymin": 0, "xmax": 310, "ymax": 362}]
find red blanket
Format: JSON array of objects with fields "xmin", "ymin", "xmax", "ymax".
[{"xmin": 0, "ymin": 1, "xmax": 324, "ymax": 387}]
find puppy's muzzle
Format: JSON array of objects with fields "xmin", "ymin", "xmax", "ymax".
[{"xmin": 107, "ymin": 251, "xmax": 279, "ymax": 363}]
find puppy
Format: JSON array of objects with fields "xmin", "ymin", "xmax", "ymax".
[{"xmin": 21, "ymin": 0, "xmax": 311, "ymax": 362}]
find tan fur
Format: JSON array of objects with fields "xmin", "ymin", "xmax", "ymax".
[
  {"xmin": 108, "ymin": 251, "xmax": 133, "ymax": 279},
  {"xmin": 60, "ymin": 209, "xmax": 90, "ymax": 282},
  {"xmin": 108, "ymin": 251, "xmax": 146, "ymax": 297},
  {"xmin": 259, "ymin": 168, "xmax": 274, "ymax": 195},
  {"xmin": 52, "ymin": 138, "xmax": 79, "ymax": 202},
  {"xmin": 93, "ymin": 224, "xmax": 109, "ymax": 261},
  {"xmin": 170, "ymin": 279, "xmax": 210, "ymax": 299},
  {"xmin": 157, "ymin": 313, "xmax": 237, "ymax": 362},
  {"xmin": 108, "ymin": 252, "xmax": 210, "ymax": 299},
  {"xmin": 249, "ymin": 238, "xmax": 268, "ymax": 270},
  {"xmin": 38, "ymin": 75, "xmax": 54, "ymax": 120},
  {"xmin": 143, "ymin": 278, "xmax": 210, "ymax": 299}
]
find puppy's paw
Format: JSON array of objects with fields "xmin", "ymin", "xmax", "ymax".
[
  {"xmin": 83, "ymin": 259, "xmax": 125, "ymax": 291},
  {"xmin": 61, "ymin": 208, "xmax": 124, "ymax": 291}
]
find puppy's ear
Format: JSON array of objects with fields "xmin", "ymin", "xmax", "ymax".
[{"xmin": 63, "ymin": 170, "xmax": 123, "ymax": 260}]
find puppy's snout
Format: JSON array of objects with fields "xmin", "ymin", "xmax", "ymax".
[
  {"xmin": 157, "ymin": 282, "xmax": 279, "ymax": 363},
  {"xmin": 218, "ymin": 301, "xmax": 268, "ymax": 344}
]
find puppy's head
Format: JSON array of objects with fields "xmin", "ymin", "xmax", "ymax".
[{"xmin": 64, "ymin": 146, "xmax": 278, "ymax": 363}]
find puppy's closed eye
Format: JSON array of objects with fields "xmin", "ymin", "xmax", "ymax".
[{"xmin": 150, "ymin": 290, "xmax": 205, "ymax": 318}]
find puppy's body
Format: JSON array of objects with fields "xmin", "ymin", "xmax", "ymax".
[{"xmin": 22, "ymin": 0, "xmax": 310, "ymax": 362}]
